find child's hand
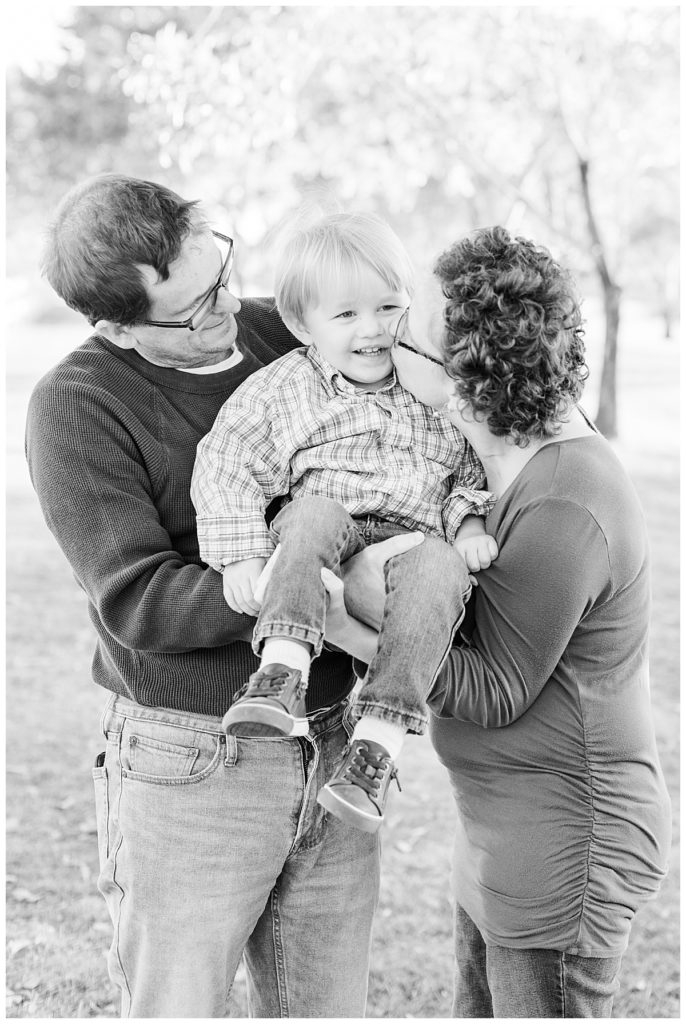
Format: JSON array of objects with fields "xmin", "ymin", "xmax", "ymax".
[
  {"xmin": 222, "ymin": 557, "xmax": 268, "ymax": 615},
  {"xmin": 454, "ymin": 533, "xmax": 499, "ymax": 573}
]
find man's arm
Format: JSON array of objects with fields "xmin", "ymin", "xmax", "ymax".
[
  {"xmin": 26, "ymin": 376, "xmax": 256, "ymax": 654},
  {"xmin": 338, "ymin": 531, "xmax": 425, "ymax": 630}
]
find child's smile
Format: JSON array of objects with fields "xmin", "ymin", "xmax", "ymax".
[{"xmin": 293, "ymin": 268, "xmax": 410, "ymax": 389}]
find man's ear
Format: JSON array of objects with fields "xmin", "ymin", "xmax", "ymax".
[
  {"xmin": 282, "ymin": 316, "xmax": 312, "ymax": 346},
  {"xmin": 94, "ymin": 320, "xmax": 138, "ymax": 349}
]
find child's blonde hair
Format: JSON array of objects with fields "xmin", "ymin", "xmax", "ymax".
[{"xmin": 274, "ymin": 211, "xmax": 414, "ymax": 326}]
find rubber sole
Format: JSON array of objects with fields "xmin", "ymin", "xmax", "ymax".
[
  {"xmin": 316, "ymin": 784, "xmax": 384, "ymax": 833},
  {"xmin": 222, "ymin": 700, "xmax": 310, "ymax": 738}
]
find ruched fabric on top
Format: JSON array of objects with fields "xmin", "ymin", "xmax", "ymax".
[{"xmin": 429, "ymin": 436, "xmax": 671, "ymax": 956}]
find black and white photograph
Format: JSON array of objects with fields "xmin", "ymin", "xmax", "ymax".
[{"xmin": 5, "ymin": 3, "xmax": 679, "ymax": 1018}]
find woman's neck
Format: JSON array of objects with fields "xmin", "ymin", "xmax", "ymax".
[{"xmin": 456, "ymin": 405, "xmax": 596, "ymax": 498}]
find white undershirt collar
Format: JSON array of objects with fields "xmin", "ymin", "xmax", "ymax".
[{"xmin": 175, "ymin": 348, "xmax": 244, "ymax": 374}]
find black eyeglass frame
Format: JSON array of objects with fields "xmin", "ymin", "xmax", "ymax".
[
  {"xmin": 392, "ymin": 308, "xmax": 445, "ymax": 367},
  {"xmin": 138, "ymin": 230, "xmax": 235, "ymax": 331}
]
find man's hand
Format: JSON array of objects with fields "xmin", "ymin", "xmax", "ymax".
[
  {"xmin": 454, "ymin": 533, "xmax": 499, "ymax": 573},
  {"xmin": 340, "ymin": 532, "xmax": 425, "ymax": 631},
  {"xmin": 222, "ymin": 557, "xmax": 268, "ymax": 615}
]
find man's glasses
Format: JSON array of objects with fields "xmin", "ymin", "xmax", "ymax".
[
  {"xmin": 392, "ymin": 308, "xmax": 445, "ymax": 367},
  {"xmin": 139, "ymin": 231, "xmax": 234, "ymax": 331}
]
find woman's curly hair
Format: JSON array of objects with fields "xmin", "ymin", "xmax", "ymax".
[{"xmin": 435, "ymin": 226, "xmax": 588, "ymax": 445}]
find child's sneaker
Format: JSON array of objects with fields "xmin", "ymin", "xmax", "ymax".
[
  {"xmin": 222, "ymin": 663, "xmax": 309, "ymax": 737},
  {"xmin": 317, "ymin": 739, "xmax": 400, "ymax": 833}
]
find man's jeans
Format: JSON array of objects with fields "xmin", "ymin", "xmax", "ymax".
[
  {"xmin": 254, "ymin": 495, "xmax": 471, "ymax": 735},
  {"xmin": 92, "ymin": 693, "xmax": 380, "ymax": 1018},
  {"xmin": 453, "ymin": 902, "xmax": 623, "ymax": 1018}
]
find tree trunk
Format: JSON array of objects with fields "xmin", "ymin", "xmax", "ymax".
[
  {"xmin": 595, "ymin": 283, "xmax": 621, "ymax": 437},
  {"xmin": 663, "ymin": 308, "xmax": 672, "ymax": 340},
  {"xmin": 577, "ymin": 157, "xmax": 621, "ymax": 438}
]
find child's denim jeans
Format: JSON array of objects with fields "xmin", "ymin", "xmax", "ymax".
[{"xmin": 254, "ymin": 495, "xmax": 471, "ymax": 735}]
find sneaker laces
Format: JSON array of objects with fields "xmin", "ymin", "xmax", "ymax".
[
  {"xmin": 343, "ymin": 744, "xmax": 402, "ymax": 796},
  {"xmin": 233, "ymin": 668, "xmax": 304, "ymax": 703}
]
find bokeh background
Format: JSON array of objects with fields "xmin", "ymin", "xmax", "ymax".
[{"xmin": 6, "ymin": 4, "xmax": 680, "ymax": 1018}]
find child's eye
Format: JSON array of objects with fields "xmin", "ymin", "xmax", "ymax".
[
  {"xmin": 380, "ymin": 304, "xmax": 401, "ymax": 313},
  {"xmin": 336, "ymin": 310, "xmax": 356, "ymax": 319}
]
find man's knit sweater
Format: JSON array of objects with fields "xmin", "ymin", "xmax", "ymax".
[{"xmin": 25, "ymin": 299, "xmax": 354, "ymax": 715}]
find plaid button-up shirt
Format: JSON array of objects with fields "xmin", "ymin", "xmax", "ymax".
[{"xmin": 192, "ymin": 346, "xmax": 494, "ymax": 569}]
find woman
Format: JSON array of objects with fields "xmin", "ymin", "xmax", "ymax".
[{"xmin": 322, "ymin": 226, "xmax": 671, "ymax": 1018}]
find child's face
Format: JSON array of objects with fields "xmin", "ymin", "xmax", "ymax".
[{"xmin": 297, "ymin": 269, "xmax": 410, "ymax": 388}]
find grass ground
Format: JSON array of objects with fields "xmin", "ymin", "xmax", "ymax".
[{"xmin": 5, "ymin": 295, "xmax": 680, "ymax": 1018}]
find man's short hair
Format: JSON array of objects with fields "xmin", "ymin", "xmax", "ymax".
[
  {"xmin": 41, "ymin": 173, "xmax": 203, "ymax": 326},
  {"xmin": 274, "ymin": 212, "xmax": 414, "ymax": 325}
]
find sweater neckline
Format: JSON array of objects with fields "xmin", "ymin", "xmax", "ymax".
[
  {"xmin": 93, "ymin": 331, "xmax": 262, "ymax": 394},
  {"xmin": 495, "ymin": 433, "xmax": 606, "ymax": 508}
]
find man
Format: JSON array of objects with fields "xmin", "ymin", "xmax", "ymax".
[{"xmin": 25, "ymin": 173, "xmax": 417, "ymax": 1018}]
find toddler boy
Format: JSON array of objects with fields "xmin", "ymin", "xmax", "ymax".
[{"xmin": 191, "ymin": 213, "xmax": 496, "ymax": 831}]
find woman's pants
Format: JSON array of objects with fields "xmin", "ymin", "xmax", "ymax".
[{"xmin": 452, "ymin": 902, "xmax": 623, "ymax": 1018}]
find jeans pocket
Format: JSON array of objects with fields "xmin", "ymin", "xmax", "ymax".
[
  {"xmin": 92, "ymin": 753, "xmax": 109, "ymax": 869},
  {"xmin": 129, "ymin": 734, "xmax": 200, "ymax": 777},
  {"xmin": 120, "ymin": 720, "xmax": 223, "ymax": 786}
]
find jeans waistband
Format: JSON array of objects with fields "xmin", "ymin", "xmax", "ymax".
[{"xmin": 103, "ymin": 693, "xmax": 349, "ymax": 739}]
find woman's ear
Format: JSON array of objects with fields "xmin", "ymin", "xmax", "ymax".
[{"xmin": 95, "ymin": 320, "xmax": 138, "ymax": 349}]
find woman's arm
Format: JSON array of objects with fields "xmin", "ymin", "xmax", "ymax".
[{"xmin": 429, "ymin": 497, "xmax": 612, "ymax": 726}]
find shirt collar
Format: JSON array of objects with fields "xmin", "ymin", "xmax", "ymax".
[{"xmin": 305, "ymin": 344, "xmax": 399, "ymax": 395}]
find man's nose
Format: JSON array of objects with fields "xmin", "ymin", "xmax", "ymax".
[{"xmin": 216, "ymin": 285, "xmax": 241, "ymax": 315}]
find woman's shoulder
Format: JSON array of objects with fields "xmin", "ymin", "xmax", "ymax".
[
  {"xmin": 545, "ymin": 435, "xmax": 643, "ymax": 515},
  {"xmin": 507, "ymin": 436, "xmax": 648, "ymax": 577}
]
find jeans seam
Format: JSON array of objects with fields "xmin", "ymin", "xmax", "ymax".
[
  {"xmin": 558, "ymin": 950, "xmax": 566, "ymax": 1017},
  {"xmin": 290, "ymin": 734, "xmax": 320, "ymax": 852},
  {"xmin": 109, "ymin": 750, "xmax": 132, "ymax": 1008},
  {"xmin": 270, "ymin": 886, "xmax": 289, "ymax": 1016}
]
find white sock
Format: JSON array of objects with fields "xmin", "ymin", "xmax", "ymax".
[
  {"xmin": 260, "ymin": 639, "xmax": 311, "ymax": 684},
  {"xmin": 352, "ymin": 716, "xmax": 406, "ymax": 760}
]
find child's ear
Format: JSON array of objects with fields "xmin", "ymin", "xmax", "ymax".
[{"xmin": 282, "ymin": 316, "xmax": 312, "ymax": 346}]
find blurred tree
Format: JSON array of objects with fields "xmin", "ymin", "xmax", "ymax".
[
  {"xmin": 113, "ymin": 5, "xmax": 680, "ymax": 436},
  {"xmin": 6, "ymin": 6, "xmax": 217, "ymax": 222},
  {"xmin": 7, "ymin": 5, "xmax": 678, "ymax": 434}
]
